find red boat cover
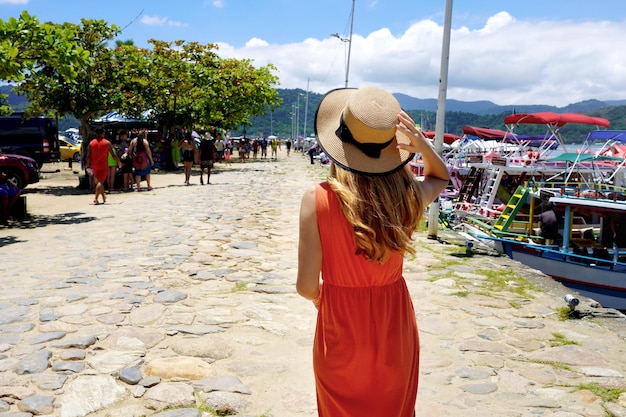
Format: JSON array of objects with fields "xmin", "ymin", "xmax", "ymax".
[
  {"xmin": 422, "ymin": 130, "xmax": 462, "ymax": 144},
  {"xmin": 461, "ymin": 125, "xmax": 511, "ymax": 140},
  {"xmin": 503, "ymin": 112, "xmax": 610, "ymax": 128}
]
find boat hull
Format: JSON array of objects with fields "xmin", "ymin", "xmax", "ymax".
[{"xmin": 497, "ymin": 239, "xmax": 626, "ymax": 310}]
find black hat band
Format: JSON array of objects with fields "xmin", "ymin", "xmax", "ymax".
[{"xmin": 335, "ymin": 114, "xmax": 394, "ymax": 159}]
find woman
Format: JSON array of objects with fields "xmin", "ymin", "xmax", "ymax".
[
  {"xmin": 128, "ymin": 130, "xmax": 154, "ymax": 192},
  {"xmin": 179, "ymin": 132, "xmax": 195, "ymax": 185},
  {"xmin": 118, "ymin": 131, "xmax": 134, "ymax": 191},
  {"xmin": 297, "ymin": 86, "xmax": 449, "ymax": 417},
  {"xmin": 86, "ymin": 128, "xmax": 121, "ymax": 204}
]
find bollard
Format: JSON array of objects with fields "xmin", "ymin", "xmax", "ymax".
[{"xmin": 564, "ymin": 294, "xmax": 580, "ymax": 309}]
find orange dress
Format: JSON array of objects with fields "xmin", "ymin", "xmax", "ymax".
[
  {"xmin": 313, "ymin": 182, "xmax": 420, "ymax": 417},
  {"xmin": 89, "ymin": 138, "xmax": 110, "ymax": 184}
]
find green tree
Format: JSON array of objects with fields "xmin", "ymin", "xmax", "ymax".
[
  {"xmin": 2, "ymin": 13, "xmax": 281, "ymax": 139},
  {"xmin": 0, "ymin": 11, "xmax": 90, "ymax": 114},
  {"xmin": 204, "ymin": 57, "xmax": 282, "ymax": 131},
  {"xmin": 14, "ymin": 18, "xmax": 121, "ymax": 137},
  {"xmin": 0, "ymin": 11, "xmax": 89, "ymax": 82},
  {"xmin": 114, "ymin": 40, "xmax": 281, "ymax": 135}
]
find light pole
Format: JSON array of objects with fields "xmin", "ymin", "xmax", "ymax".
[
  {"xmin": 331, "ymin": 33, "xmax": 350, "ymax": 88},
  {"xmin": 302, "ymin": 81, "xmax": 309, "ymax": 139},
  {"xmin": 331, "ymin": 0, "xmax": 355, "ymax": 88},
  {"xmin": 296, "ymin": 94, "xmax": 301, "ymax": 141},
  {"xmin": 427, "ymin": 0, "xmax": 453, "ymax": 240},
  {"xmin": 291, "ymin": 104, "xmax": 296, "ymax": 142}
]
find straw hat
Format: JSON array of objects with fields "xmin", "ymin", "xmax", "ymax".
[{"xmin": 314, "ymin": 86, "xmax": 414, "ymax": 175}]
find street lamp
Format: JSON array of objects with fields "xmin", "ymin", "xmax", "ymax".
[
  {"xmin": 331, "ymin": 33, "xmax": 351, "ymax": 88},
  {"xmin": 296, "ymin": 94, "xmax": 301, "ymax": 141},
  {"xmin": 291, "ymin": 104, "xmax": 296, "ymax": 142},
  {"xmin": 331, "ymin": 0, "xmax": 355, "ymax": 88},
  {"xmin": 302, "ymin": 85, "xmax": 309, "ymax": 139}
]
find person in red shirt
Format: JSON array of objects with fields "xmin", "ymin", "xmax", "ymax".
[{"xmin": 86, "ymin": 128, "xmax": 121, "ymax": 205}]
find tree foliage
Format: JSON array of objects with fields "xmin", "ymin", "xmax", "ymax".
[
  {"xmin": 0, "ymin": 12, "xmax": 281, "ymax": 137},
  {"xmin": 0, "ymin": 11, "xmax": 91, "ymax": 115},
  {"xmin": 112, "ymin": 39, "xmax": 281, "ymax": 133},
  {"xmin": 15, "ymin": 18, "xmax": 121, "ymax": 137},
  {"xmin": 0, "ymin": 11, "xmax": 90, "ymax": 83}
]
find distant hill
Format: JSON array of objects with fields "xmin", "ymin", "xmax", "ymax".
[
  {"xmin": 1, "ymin": 85, "xmax": 28, "ymax": 112},
  {"xmin": 392, "ymin": 93, "xmax": 626, "ymax": 116},
  {"xmin": 4, "ymin": 84, "xmax": 626, "ymax": 138}
]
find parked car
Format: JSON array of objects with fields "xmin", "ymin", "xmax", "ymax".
[
  {"xmin": 63, "ymin": 128, "xmax": 82, "ymax": 144},
  {"xmin": 59, "ymin": 136, "xmax": 81, "ymax": 162},
  {"xmin": 0, "ymin": 151, "xmax": 40, "ymax": 189},
  {"xmin": 0, "ymin": 113, "xmax": 61, "ymax": 167}
]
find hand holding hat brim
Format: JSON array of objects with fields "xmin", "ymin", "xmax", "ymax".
[{"xmin": 396, "ymin": 111, "xmax": 434, "ymax": 154}]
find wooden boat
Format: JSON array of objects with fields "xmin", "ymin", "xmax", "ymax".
[{"xmin": 463, "ymin": 184, "xmax": 626, "ymax": 310}]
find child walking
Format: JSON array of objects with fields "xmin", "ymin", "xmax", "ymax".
[{"xmin": 224, "ymin": 147, "xmax": 232, "ymax": 165}]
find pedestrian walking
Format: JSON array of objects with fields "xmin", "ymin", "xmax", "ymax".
[
  {"xmin": 270, "ymin": 136, "xmax": 278, "ymax": 160},
  {"xmin": 296, "ymin": 86, "xmax": 449, "ymax": 417},
  {"xmin": 86, "ymin": 127, "xmax": 121, "ymax": 204},
  {"xmin": 118, "ymin": 131, "xmax": 134, "ymax": 191},
  {"xmin": 252, "ymin": 139, "xmax": 259, "ymax": 159},
  {"xmin": 215, "ymin": 136, "xmax": 224, "ymax": 162},
  {"xmin": 260, "ymin": 137, "xmax": 268, "ymax": 159},
  {"xmin": 199, "ymin": 137, "xmax": 217, "ymax": 185},
  {"xmin": 128, "ymin": 129, "xmax": 154, "ymax": 192},
  {"xmin": 307, "ymin": 145, "xmax": 317, "ymax": 165},
  {"xmin": 179, "ymin": 132, "xmax": 195, "ymax": 185}
]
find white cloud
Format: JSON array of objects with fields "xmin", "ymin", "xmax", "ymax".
[
  {"xmin": 0, "ymin": 0, "xmax": 28, "ymax": 4},
  {"xmin": 245, "ymin": 38, "xmax": 269, "ymax": 48},
  {"xmin": 141, "ymin": 15, "xmax": 188, "ymax": 28},
  {"xmin": 217, "ymin": 12, "xmax": 626, "ymax": 107},
  {"xmin": 167, "ymin": 20, "xmax": 188, "ymax": 28},
  {"xmin": 213, "ymin": 0, "xmax": 224, "ymax": 7},
  {"xmin": 141, "ymin": 15, "xmax": 167, "ymax": 26}
]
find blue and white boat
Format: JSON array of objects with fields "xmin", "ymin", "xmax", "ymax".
[{"xmin": 468, "ymin": 187, "xmax": 626, "ymax": 310}]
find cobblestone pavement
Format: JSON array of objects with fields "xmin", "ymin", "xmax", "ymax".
[{"xmin": 0, "ymin": 153, "xmax": 626, "ymax": 417}]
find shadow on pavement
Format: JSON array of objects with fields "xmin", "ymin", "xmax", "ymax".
[
  {"xmin": 0, "ymin": 235, "xmax": 26, "ymax": 248},
  {"xmin": 1, "ymin": 211, "xmax": 98, "ymax": 235},
  {"xmin": 22, "ymin": 185, "xmax": 89, "ymax": 197}
]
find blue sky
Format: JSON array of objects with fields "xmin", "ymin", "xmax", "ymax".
[{"xmin": 2, "ymin": 0, "xmax": 626, "ymax": 106}]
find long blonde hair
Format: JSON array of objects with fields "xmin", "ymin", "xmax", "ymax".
[{"xmin": 327, "ymin": 163, "xmax": 424, "ymax": 263}]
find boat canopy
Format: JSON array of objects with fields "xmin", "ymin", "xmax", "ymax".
[
  {"xmin": 503, "ymin": 112, "xmax": 610, "ymax": 128},
  {"xmin": 547, "ymin": 153, "xmax": 623, "ymax": 163},
  {"xmin": 422, "ymin": 130, "xmax": 462, "ymax": 144},
  {"xmin": 550, "ymin": 195, "xmax": 626, "ymax": 215},
  {"xmin": 503, "ymin": 135, "xmax": 560, "ymax": 149},
  {"xmin": 462, "ymin": 126, "xmax": 512, "ymax": 140},
  {"xmin": 586, "ymin": 130, "xmax": 626, "ymax": 142}
]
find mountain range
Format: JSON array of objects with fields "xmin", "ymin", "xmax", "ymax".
[
  {"xmin": 392, "ymin": 93, "xmax": 626, "ymax": 116},
  {"xmin": 6, "ymin": 84, "xmax": 625, "ymax": 117},
  {"xmin": 4, "ymin": 84, "xmax": 626, "ymax": 137}
]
